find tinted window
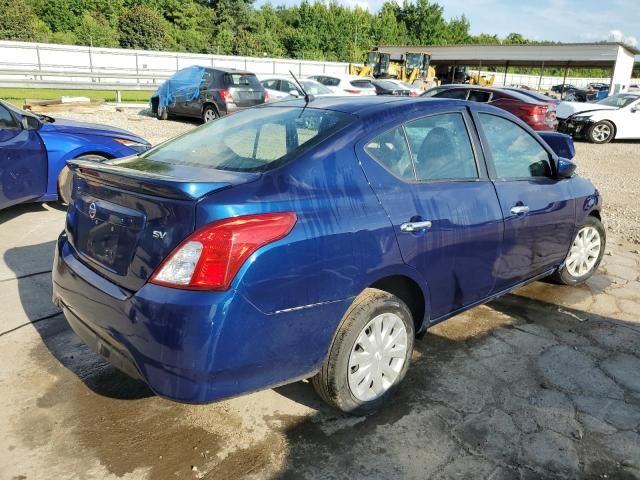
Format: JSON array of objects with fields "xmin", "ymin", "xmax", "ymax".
[
  {"xmin": 405, "ymin": 113, "xmax": 477, "ymax": 181},
  {"xmin": 365, "ymin": 126, "xmax": 413, "ymax": 179},
  {"xmin": 322, "ymin": 77, "xmax": 340, "ymax": 87},
  {"xmin": 467, "ymin": 90, "xmax": 491, "ymax": 102},
  {"xmin": 280, "ymin": 80, "xmax": 299, "ymax": 93},
  {"xmin": 0, "ymin": 104, "xmax": 17, "ymax": 128},
  {"xmin": 262, "ymin": 79, "xmax": 280, "ymax": 90},
  {"xmin": 479, "ymin": 114, "xmax": 551, "ymax": 179},
  {"xmin": 435, "ymin": 89, "xmax": 468, "ymax": 100},
  {"xmin": 143, "ymin": 107, "xmax": 352, "ymax": 172},
  {"xmin": 350, "ymin": 80, "xmax": 374, "ymax": 89},
  {"xmin": 224, "ymin": 73, "xmax": 261, "ymax": 88}
]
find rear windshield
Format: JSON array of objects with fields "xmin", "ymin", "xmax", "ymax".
[
  {"xmin": 224, "ymin": 73, "xmax": 262, "ymax": 88},
  {"xmin": 350, "ymin": 80, "xmax": 374, "ymax": 89},
  {"xmin": 141, "ymin": 107, "xmax": 352, "ymax": 172}
]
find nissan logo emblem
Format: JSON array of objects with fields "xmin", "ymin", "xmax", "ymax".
[{"xmin": 88, "ymin": 202, "xmax": 97, "ymax": 219}]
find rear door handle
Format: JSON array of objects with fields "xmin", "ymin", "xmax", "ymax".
[
  {"xmin": 400, "ymin": 220, "xmax": 432, "ymax": 233},
  {"xmin": 510, "ymin": 205, "xmax": 530, "ymax": 215}
]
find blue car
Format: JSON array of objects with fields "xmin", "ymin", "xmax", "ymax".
[
  {"xmin": 0, "ymin": 100, "xmax": 151, "ymax": 210},
  {"xmin": 52, "ymin": 97, "xmax": 604, "ymax": 414}
]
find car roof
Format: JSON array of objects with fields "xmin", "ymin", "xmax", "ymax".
[{"xmin": 206, "ymin": 67, "xmax": 255, "ymax": 74}]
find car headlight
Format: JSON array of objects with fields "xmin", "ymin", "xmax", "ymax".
[
  {"xmin": 114, "ymin": 138, "xmax": 152, "ymax": 153},
  {"xmin": 571, "ymin": 115, "xmax": 591, "ymax": 122}
]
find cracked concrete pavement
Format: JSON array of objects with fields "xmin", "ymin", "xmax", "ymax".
[
  {"xmin": 0, "ymin": 137, "xmax": 639, "ymax": 479},
  {"xmin": 1, "ymin": 203, "xmax": 639, "ymax": 480}
]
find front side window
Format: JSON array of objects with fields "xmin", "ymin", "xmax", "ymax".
[
  {"xmin": 0, "ymin": 104, "xmax": 17, "ymax": 128},
  {"xmin": 404, "ymin": 113, "xmax": 478, "ymax": 181},
  {"xmin": 141, "ymin": 107, "xmax": 352, "ymax": 172},
  {"xmin": 478, "ymin": 113, "xmax": 551, "ymax": 179},
  {"xmin": 262, "ymin": 79, "xmax": 279, "ymax": 90},
  {"xmin": 365, "ymin": 126, "xmax": 413, "ymax": 179}
]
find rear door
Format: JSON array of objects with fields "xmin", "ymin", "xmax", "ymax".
[
  {"xmin": 357, "ymin": 107, "xmax": 504, "ymax": 321},
  {"xmin": 225, "ymin": 73, "xmax": 264, "ymax": 107},
  {"xmin": 474, "ymin": 111, "xmax": 575, "ymax": 290},
  {"xmin": 0, "ymin": 104, "xmax": 47, "ymax": 209}
]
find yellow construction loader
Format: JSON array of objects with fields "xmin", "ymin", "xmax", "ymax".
[{"xmin": 468, "ymin": 72, "xmax": 496, "ymax": 86}]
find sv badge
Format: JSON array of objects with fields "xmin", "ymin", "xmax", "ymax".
[{"xmin": 153, "ymin": 231, "xmax": 167, "ymax": 239}]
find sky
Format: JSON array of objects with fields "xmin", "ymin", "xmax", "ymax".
[{"xmin": 256, "ymin": 0, "xmax": 639, "ymax": 47}]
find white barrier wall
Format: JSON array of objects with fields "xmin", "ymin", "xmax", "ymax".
[{"xmin": 0, "ymin": 40, "xmax": 638, "ymax": 90}]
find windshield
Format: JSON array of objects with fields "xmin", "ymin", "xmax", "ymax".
[
  {"xmin": 376, "ymin": 80, "xmax": 403, "ymax": 90},
  {"xmin": 141, "ymin": 107, "xmax": 352, "ymax": 172},
  {"xmin": 597, "ymin": 93, "xmax": 640, "ymax": 108},
  {"xmin": 300, "ymin": 80, "xmax": 332, "ymax": 95}
]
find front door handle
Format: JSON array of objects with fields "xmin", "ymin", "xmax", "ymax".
[
  {"xmin": 400, "ymin": 220, "xmax": 432, "ymax": 233},
  {"xmin": 510, "ymin": 205, "xmax": 530, "ymax": 215}
]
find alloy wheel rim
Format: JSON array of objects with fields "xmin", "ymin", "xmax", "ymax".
[
  {"xmin": 204, "ymin": 109, "xmax": 216, "ymax": 122},
  {"xmin": 347, "ymin": 312, "xmax": 408, "ymax": 402},
  {"xmin": 566, "ymin": 226, "xmax": 601, "ymax": 277},
  {"xmin": 592, "ymin": 124, "xmax": 611, "ymax": 142}
]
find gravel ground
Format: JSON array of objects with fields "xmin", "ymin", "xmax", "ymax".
[
  {"xmin": 575, "ymin": 141, "xmax": 640, "ymax": 244},
  {"xmin": 53, "ymin": 106, "xmax": 640, "ymax": 243}
]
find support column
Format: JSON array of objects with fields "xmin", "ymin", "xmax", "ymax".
[
  {"xmin": 503, "ymin": 61, "xmax": 510, "ymax": 87},
  {"xmin": 561, "ymin": 62, "xmax": 570, "ymax": 100},
  {"xmin": 537, "ymin": 61, "xmax": 545, "ymax": 91}
]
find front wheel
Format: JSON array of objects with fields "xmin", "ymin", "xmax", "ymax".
[
  {"xmin": 311, "ymin": 288, "xmax": 414, "ymax": 415},
  {"xmin": 58, "ymin": 154, "xmax": 108, "ymax": 205},
  {"xmin": 587, "ymin": 120, "xmax": 614, "ymax": 144},
  {"xmin": 552, "ymin": 216, "xmax": 606, "ymax": 285}
]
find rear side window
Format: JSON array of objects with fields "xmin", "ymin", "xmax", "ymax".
[
  {"xmin": 225, "ymin": 73, "xmax": 261, "ymax": 88},
  {"xmin": 142, "ymin": 107, "xmax": 352, "ymax": 172},
  {"xmin": 435, "ymin": 89, "xmax": 468, "ymax": 100},
  {"xmin": 322, "ymin": 77, "xmax": 340, "ymax": 87},
  {"xmin": 468, "ymin": 90, "xmax": 492, "ymax": 102},
  {"xmin": 0, "ymin": 104, "xmax": 17, "ymax": 128},
  {"xmin": 478, "ymin": 113, "xmax": 551, "ymax": 179},
  {"xmin": 365, "ymin": 126, "xmax": 413, "ymax": 179},
  {"xmin": 262, "ymin": 79, "xmax": 279, "ymax": 90},
  {"xmin": 404, "ymin": 113, "xmax": 477, "ymax": 181},
  {"xmin": 350, "ymin": 80, "xmax": 374, "ymax": 89}
]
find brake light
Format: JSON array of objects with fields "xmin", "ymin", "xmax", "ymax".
[
  {"xmin": 409, "ymin": 91, "xmax": 419, "ymax": 96},
  {"xmin": 263, "ymin": 89, "xmax": 270, "ymax": 103},
  {"xmin": 150, "ymin": 212, "xmax": 297, "ymax": 290},
  {"xmin": 218, "ymin": 88, "xmax": 233, "ymax": 103},
  {"xmin": 344, "ymin": 89, "xmax": 361, "ymax": 94},
  {"xmin": 519, "ymin": 104, "xmax": 547, "ymax": 116}
]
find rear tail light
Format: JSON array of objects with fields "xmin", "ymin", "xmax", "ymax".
[
  {"xmin": 218, "ymin": 88, "xmax": 233, "ymax": 103},
  {"xmin": 344, "ymin": 89, "xmax": 361, "ymax": 94},
  {"xmin": 519, "ymin": 104, "xmax": 548, "ymax": 116},
  {"xmin": 263, "ymin": 89, "xmax": 270, "ymax": 103},
  {"xmin": 409, "ymin": 91, "xmax": 419, "ymax": 96},
  {"xmin": 151, "ymin": 212, "xmax": 297, "ymax": 291}
]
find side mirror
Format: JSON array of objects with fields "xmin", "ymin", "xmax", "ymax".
[
  {"xmin": 21, "ymin": 115, "xmax": 41, "ymax": 130},
  {"xmin": 557, "ymin": 157, "xmax": 576, "ymax": 179},
  {"xmin": 289, "ymin": 90, "xmax": 300, "ymax": 97}
]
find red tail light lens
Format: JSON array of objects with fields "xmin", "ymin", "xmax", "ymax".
[
  {"xmin": 519, "ymin": 104, "xmax": 547, "ymax": 116},
  {"xmin": 151, "ymin": 212, "xmax": 297, "ymax": 291},
  {"xmin": 344, "ymin": 89, "xmax": 361, "ymax": 94},
  {"xmin": 218, "ymin": 88, "xmax": 233, "ymax": 103},
  {"xmin": 263, "ymin": 89, "xmax": 270, "ymax": 103}
]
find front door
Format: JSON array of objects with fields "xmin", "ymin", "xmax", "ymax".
[
  {"xmin": 358, "ymin": 108, "xmax": 504, "ymax": 321},
  {"xmin": 0, "ymin": 104, "xmax": 48, "ymax": 210},
  {"xmin": 474, "ymin": 112, "xmax": 576, "ymax": 291},
  {"xmin": 615, "ymin": 98, "xmax": 640, "ymax": 139}
]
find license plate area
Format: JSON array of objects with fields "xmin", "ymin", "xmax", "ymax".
[{"xmin": 71, "ymin": 197, "xmax": 146, "ymax": 275}]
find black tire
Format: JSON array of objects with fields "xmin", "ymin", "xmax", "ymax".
[
  {"xmin": 551, "ymin": 216, "xmax": 606, "ymax": 286},
  {"xmin": 58, "ymin": 154, "xmax": 108, "ymax": 205},
  {"xmin": 587, "ymin": 120, "xmax": 615, "ymax": 144},
  {"xmin": 311, "ymin": 288, "xmax": 414, "ymax": 415},
  {"xmin": 202, "ymin": 105, "xmax": 219, "ymax": 123}
]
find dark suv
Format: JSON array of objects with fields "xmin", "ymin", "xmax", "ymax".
[{"xmin": 151, "ymin": 67, "xmax": 267, "ymax": 123}]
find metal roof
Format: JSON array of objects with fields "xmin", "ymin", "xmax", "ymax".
[{"xmin": 376, "ymin": 43, "xmax": 640, "ymax": 68}]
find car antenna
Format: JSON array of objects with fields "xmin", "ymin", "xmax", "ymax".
[{"xmin": 289, "ymin": 70, "xmax": 314, "ymax": 104}]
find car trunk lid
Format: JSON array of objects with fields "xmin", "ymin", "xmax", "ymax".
[
  {"xmin": 224, "ymin": 72, "xmax": 265, "ymax": 107},
  {"xmin": 65, "ymin": 158, "xmax": 259, "ymax": 292}
]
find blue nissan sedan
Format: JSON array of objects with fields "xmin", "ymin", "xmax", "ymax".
[
  {"xmin": 52, "ymin": 97, "xmax": 604, "ymax": 415},
  {"xmin": 0, "ymin": 99, "xmax": 151, "ymax": 210}
]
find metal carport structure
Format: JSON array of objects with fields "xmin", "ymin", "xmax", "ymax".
[{"xmin": 376, "ymin": 43, "xmax": 639, "ymax": 94}]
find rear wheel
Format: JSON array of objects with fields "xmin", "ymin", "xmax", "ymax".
[
  {"xmin": 551, "ymin": 216, "xmax": 606, "ymax": 285},
  {"xmin": 587, "ymin": 120, "xmax": 614, "ymax": 144},
  {"xmin": 202, "ymin": 105, "xmax": 219, "ymax": 123},
  {"xmin": 311, "ymin": 288, "xmax": 414, "ymax": 415},
  {"xmin": 58, "ymin": 154, "xmax": 108, "ymax": 205}
]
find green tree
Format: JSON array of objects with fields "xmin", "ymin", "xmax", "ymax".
[
  {"xmin": 118, "ymin": 5, "xmax": 171, "ymax": 50},
  {"xmin": 0, "ymin": 0, "xmax": 41, "ymax": 41},
  {"xmin": 503, "ymin": 32, "xmax": 528, "ymax": 44},
  {"xmin": 75, "ymin": 12, "xmax": 119, "ymax": 47}
]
